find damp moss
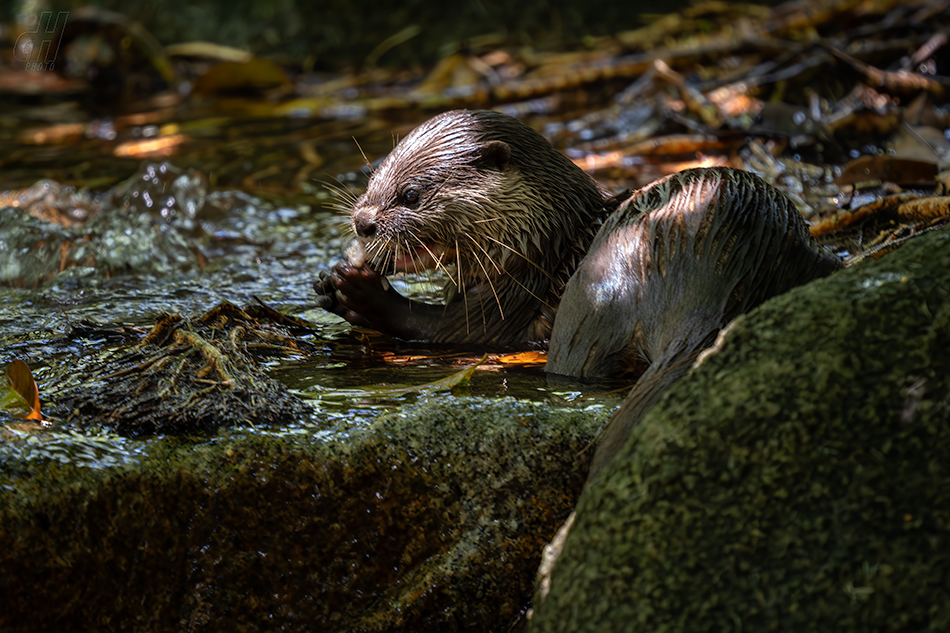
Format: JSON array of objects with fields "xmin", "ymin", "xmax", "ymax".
[
  {"xmin": 530, "ymin": 227, "xmax": 950, "ymax": 632},
  {"xmin": 0, "ymin": 397, "xmax": 606, "ymax": 632}
]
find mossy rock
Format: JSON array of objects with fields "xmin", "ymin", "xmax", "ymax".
[
  {"xmin": 530, "ymin": 227, "xmax": 950, "ymax": 631},
  {"xmin": 0, "ymin": 397, "xmax": 605, "ymax": 632}
]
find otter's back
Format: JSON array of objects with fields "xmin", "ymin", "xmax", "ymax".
[{"xmin": 546, "ymin": 167, "xmax": 842, "ymax": 380}]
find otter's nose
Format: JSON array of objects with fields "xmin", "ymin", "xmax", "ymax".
[{"xmin": 352, "ymin": 207, "xmax": 378, "ymax": 239}]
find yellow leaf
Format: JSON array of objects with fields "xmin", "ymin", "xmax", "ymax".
[
  {"xmin": 2, "ymin": 360, "xmax": 42, "ymax": 421},
  {"xmin": 497, "ymin": 351, "xmax": 547, "ymax": 365}
]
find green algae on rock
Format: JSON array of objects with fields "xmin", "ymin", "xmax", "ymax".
[
  {"xmin": 529, "ymin": 227, "xmax": 950, "ymax": 632},
  {"xmin": 0, "ymin": 396, "xmax": 605, "ymax": 632}
]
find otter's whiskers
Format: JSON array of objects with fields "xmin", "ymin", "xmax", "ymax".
[
  {"xmin": 462, "ymin": 232, "xmax": 505, "ymax": 322},
  {"xmin": 319, "ymin": 176, "xmax": 360, "ymax": 216}
]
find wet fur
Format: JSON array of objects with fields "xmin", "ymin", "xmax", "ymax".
[
  {"xmin": 319, "ymin": 109, "xmax": 612, "ymax": 346},
  {"xmin": 547, "ymin": 167, "xmax": 843, "ymax": 378}
]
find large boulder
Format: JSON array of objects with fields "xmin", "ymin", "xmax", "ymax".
[{"xmin": 530, "ymin": 227, "xmax": 950, "ymax": 631}]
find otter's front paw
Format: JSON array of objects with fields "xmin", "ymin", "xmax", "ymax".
[
  {"xmin": 313, "ymin": 260, "xmax": 395, "ymax": 329},
  {"xmin": 328, "ymin": 260, "xmax": 395, "ymax": 327},
  {"xmin": 312, "ymin": 270, "xmax": 338, "ymax": 311}
]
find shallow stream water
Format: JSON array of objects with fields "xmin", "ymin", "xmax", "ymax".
[{"xmin": 0, "ymin": 122, "xmax": 621, "ymax": 464}]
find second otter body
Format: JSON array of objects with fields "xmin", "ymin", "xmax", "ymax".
[
  {"xmin": 546, "ymin": 167, "xmax": 843, "ymax": 380},
  {"xmin": 314, "ymin": 109, "xmax": 612, "ymax": 347}
]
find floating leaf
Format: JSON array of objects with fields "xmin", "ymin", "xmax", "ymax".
[
  {"xmin": 2, "ymin": 360, "xmax": 42, "ymax": 421},
  {"xmin": 497, "ymin": 351, "xmax": 547, "ymax": 365}
]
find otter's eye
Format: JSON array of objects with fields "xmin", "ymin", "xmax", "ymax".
[{"xmin": 402, "ymin": 188, "xmax": 420, "ymax": 205}]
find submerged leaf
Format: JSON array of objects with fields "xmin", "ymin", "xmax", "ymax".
[
  {"xmin": 301, "ymin": 355, "xmax": 488, "ymax": 400},
  {"xmin": 192, "ymin": 58, "xmax": 292, "ymax": 97},
  {"xmin": 835, "ymin": 155, "xmax": 940, "ymax": 187}
]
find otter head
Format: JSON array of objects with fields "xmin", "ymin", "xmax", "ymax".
[{"xmin": 350, "ymin": 109, "xmax": 605, "ymax": 281}]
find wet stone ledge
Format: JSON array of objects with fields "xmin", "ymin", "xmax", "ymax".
[{"xmin": 0, "ymin": 397, "xmax": 604, "ymax": 632}]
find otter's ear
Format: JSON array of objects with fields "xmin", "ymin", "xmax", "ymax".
[{"xmin": 476, "ymin": 140, "xmax": 511, "ymax": 171}]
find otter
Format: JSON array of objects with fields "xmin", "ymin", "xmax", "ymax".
[
  {"xmin": 312, "ymin": 109, "xmax": 614, "ymax": 347},
  {"xmin": 315, "ymin": 113, "xmax": 845, "ymax": 475},
  {"xmin": 544, "ymin": 167, "xmax": 843, "ymax": 477}
]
